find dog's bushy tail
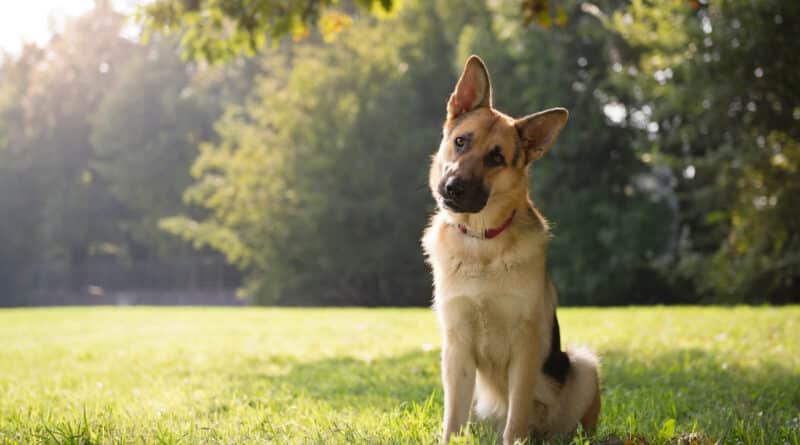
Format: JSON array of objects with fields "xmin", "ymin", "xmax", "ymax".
[{"xmin": 547, "ymin": 346, "xmax": 601, "ymax": 433}]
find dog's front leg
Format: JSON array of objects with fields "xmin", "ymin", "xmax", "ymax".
[
  {"xmin": 441, "ymin": 334, "xmax": 476, "ymax": 443},
  {"xmin": 503, "ymin": 325, "xmax": 539, "ymax": 445}
]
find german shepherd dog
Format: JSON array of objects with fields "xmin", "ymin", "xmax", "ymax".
[{"xmin": 422, "ymin": 56, "xmax": 601, "ymax": 444}]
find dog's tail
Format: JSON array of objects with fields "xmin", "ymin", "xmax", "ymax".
[{"xmin": 545, "ymin": 345, "xmax": 601, "ymax": 433}]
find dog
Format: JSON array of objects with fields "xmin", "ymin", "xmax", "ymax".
[{"xmin": 422, "ymin": 55, "xmax": 601, "ymax": 444}]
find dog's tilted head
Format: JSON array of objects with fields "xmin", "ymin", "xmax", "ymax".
[{"xmin": 430, "ymin": 55, "xmax": 569, "ymax": 215}]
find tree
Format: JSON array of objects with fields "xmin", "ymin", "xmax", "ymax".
[
  {"xmin": 90, "ymin": 38, "xmax": 224, "ymax": 259},
  {"xmin": 609, "ymin": 0, "xmax": 800, "ymax": 302},
  {"xmin": 0, "ymin": 46, "xmax": 48, "ymax": 304}
]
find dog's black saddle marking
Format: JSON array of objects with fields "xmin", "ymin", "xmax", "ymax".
[{"xmin": 542, "ymin": 312, "xmax": 570, "ymax": 384}]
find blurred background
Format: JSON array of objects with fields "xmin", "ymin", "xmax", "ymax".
[{"xmin": 0, "ymin": 0, "xmax": 797, "ymax": 307}]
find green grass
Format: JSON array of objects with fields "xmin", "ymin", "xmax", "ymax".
[{"xmin": 0, "ymin": 306, "xmax": 798, "ymax": 444}]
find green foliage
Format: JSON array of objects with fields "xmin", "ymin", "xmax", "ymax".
[
  {"xmin": 1, "ymin": 306, "xmax": 798, "ymax": 443},
  {"xmin": 608, "ymin": 0, "xmax": 800, "ymax": 302},
  {"xmin": 90, "ymin": 39, "xmax": 220, "ymax": 258},
  {"xmin": 137, "ymin": 0, "xmax": 571, "ymax": 63},
  {"xmin": 138, "ymin": 0, "xmax": 396, "ymax": 62},
  {"xmin": 0, "ymin": 47, "xmax": 47, "ymax": 302}
]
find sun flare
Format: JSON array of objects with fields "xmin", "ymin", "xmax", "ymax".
[{"xmin": 0, "ymin": 0, "xmax": 142, "ymax": 53}]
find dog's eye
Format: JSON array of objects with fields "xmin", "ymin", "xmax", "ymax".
[
  {"xmin": 485, "ymin": 147, "xmax": 505, "ymax": 167},
  {"xmin": 453, "ymin": 133, "xmax": 472, "ymax": 154}
]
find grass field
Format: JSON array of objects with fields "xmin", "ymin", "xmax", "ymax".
[{"xmin": 0, "ymin": 306, "xmax": 798, "ymax": 444}]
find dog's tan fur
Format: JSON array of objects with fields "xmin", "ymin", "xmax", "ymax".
[{"xmin": 422, "ymin": 55, "xmax": 600, "ymax": 444}]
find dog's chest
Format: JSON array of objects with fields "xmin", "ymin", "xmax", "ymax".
[
  {"xmin": 442, "ymin": 291, "xmax": 531, "ymax": 368},
  {"xmin": 434, "ymin": 254, "xmax": 543, "ymax": 368}
]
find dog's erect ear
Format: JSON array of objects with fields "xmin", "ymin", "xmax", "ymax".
[
  {"xmin": 515, "ymin": 108, "xmax": 569, "ymax": 163},
  {"xmin": 447, "ymin": 55, "xmax": 492, "ymax": 118}
]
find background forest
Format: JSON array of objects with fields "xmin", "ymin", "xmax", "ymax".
[{"xmin": 0, "ymin": 0, "xmax": 797, "ymax": 306}]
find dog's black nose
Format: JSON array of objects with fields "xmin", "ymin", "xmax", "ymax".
[{"xmin": 444, "ymin": 176, "xmax": 466, "ymax": 198}]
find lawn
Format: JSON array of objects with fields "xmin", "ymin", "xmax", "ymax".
[{"xmin": 0, "ymin": 306, "xmax": 798, "ymax": 444}]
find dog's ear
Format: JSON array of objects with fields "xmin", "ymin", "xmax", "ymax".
[
  {"xmin": 447, "ymin": 55, "xmax": 492, "ymax": 118},
  {"xmin": 515, "ymin": 108, "xmax": 568, "ymax": 163}
]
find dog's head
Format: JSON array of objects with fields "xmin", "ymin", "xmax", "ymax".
[{"xmin": 430, "ymin": 55, "xmax": 568, "ymax": 215}]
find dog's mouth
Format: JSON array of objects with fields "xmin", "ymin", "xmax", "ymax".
[{"xmin": 439, "ymin": 195, "xmax": 488, "ymax": 214}]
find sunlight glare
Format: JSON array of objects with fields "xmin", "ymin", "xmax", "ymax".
[
  {"xmin": 0, "ymin": 0, "xmax": 143, "ymax": 54},
  {"xmin": 0, "ymin": 1, "xmax": 94, "ymax": 52}
]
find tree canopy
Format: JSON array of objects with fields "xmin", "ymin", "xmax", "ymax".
[{"xmin": 139, "ymin": 0, "xmax": 569, "ymax": 61}]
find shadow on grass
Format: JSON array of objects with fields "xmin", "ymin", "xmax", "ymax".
[
  {"xmin": 213, "ymin": 347, "xmax": 799, "ymax": 443},
  {"xmin": 224, "ymin": 350, "xmax": 442, "ymax": 412},
  {"xmin": 598, "ymin": 348, "xmax": 800, "ymax": 443}
]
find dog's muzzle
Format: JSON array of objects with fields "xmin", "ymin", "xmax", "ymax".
[{"xmin": 438, "ymin": 176, "xmax": 489, "ymax": 213}]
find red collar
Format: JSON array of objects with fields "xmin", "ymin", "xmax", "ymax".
[{"xmin": 457, "ymin": 210, "xmax": 516, "ymax": 239}]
